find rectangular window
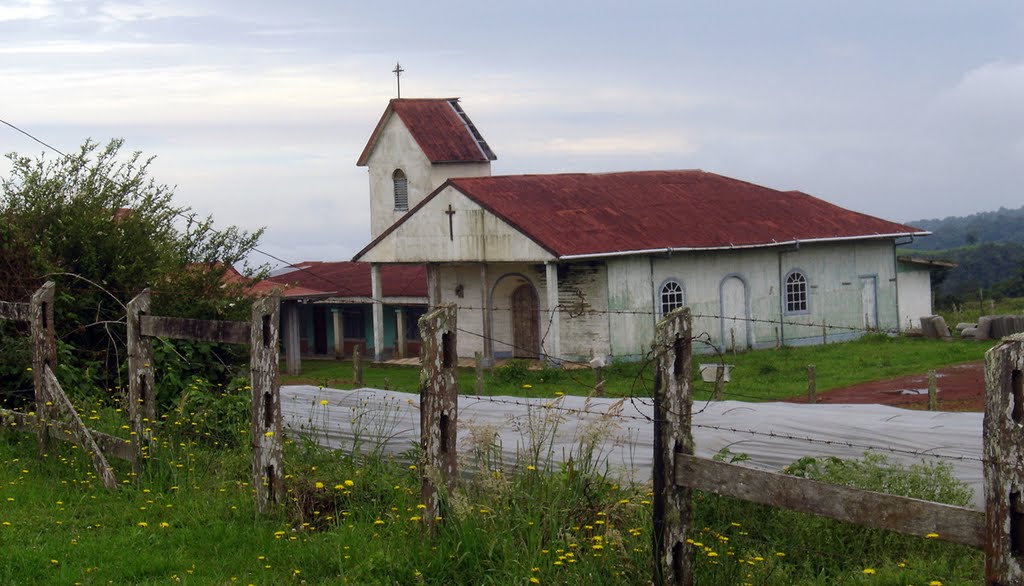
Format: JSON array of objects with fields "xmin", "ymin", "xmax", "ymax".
[{"xmin": 342, "ymin": 309, "xmax": 365, "ymax": 339}]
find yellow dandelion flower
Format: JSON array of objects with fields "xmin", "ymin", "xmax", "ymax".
[
  {"xmin": 345, "ymin": 479, "xmax": 355, "ymax": 487},
  {"xmin": 929, "ymin": 581, "xmax": 942, "ymax": 586},
  {"xmin": 530, "ymin": 578, "xmax": 540, "ymax": 584},
  {"xmin": 319, "ymin": 400, "xmax": 329, "ymax": 406},
  {"xmin": 862, "ymin": 568, "xmax": 876, "ymax": 575},
  {"xmin": 707, "ymin": 551, "xmax": 718, "ymax": 557},
  {"xmin": 315, "ymin": 481, "xmax": 324, "ymax": 489},
  {"xmin": 264, "ymin": 431, "xmax": 274, "ymax": 437},
  {"xmin": 374, "ymin": 519, "xmax": 385, "ymax": 525},
  {"xmin": 925, "ymin": 532, "xmax": 939, "ymax": 539},
  {"xmin": 137, "ymin": 522, "xmax": 148, "ymax": 527},
  {"xmin": 522, "ymin": 384, "xmax": 533, "ymax": 389},
  {"xmin": 527, "ymin": 465, "xmax": 537, "ymax": 471}
]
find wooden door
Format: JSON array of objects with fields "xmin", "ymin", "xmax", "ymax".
[{"xmin": 511, "ymin": 284, "xmax": 539, "ymax": 359}]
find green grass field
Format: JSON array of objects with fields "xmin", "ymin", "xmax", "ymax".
[
  {"xmin": 283, "ymin": 334, "xmax": 989, "ymax": 403},
  {"xmin": 0, "ymin": 332, "xmax": 999, "ymax": 584},
  {"xmin": 0, "ymin": 402, "xmax": 982, "ymax": 585}
]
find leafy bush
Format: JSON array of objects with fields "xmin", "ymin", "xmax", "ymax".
[
  {"xmin": 784, "ymin": 452, "xmax": 972, "ymax": 506},
  {"xmin": 1, "ymin": 139, "xmax": 265, "ymax": 403}
]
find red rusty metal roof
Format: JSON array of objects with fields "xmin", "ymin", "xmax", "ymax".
[
  {"xmin": 263, "ymin": 262, "xmax": 427, "ymax": 299},
  {"xmin": 441, "ymin": 170, "xmax": 926, "ymax": 258},
  {"xmin": 357, "ymin": 98, "xmax": 496, "ymax": 166}
]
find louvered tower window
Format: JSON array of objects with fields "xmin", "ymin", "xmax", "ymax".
[{"xmin": 393, "ymin": 169, "xmax": 408, "ymax": 211}]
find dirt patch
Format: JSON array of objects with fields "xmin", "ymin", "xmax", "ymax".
[{"xmin": 784, "ymin": 361, "xmax": 986, "ymax": 412}]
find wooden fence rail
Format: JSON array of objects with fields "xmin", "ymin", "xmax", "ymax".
[
  {"xmin": 126, "ymin": 288, "xmax": 283, "ymax": 513},
  {"xmin": 652, "ymin": 309, "xmax": 1022, "ymax": 586},
  {"xmin": 2, "ymin": 284, "xmax": 282, "ymax": 513},
  {"xmin": 0, "ymin": 282, "xmax": 123, "ymax": 488}
]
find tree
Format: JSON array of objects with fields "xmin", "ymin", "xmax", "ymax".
[{"xmin": 1, "ymin": 138, "xmax": 266, "ymax": 403}]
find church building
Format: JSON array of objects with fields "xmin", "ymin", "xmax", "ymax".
[{"xmin": 352, "ymin": 97, "xmax": 933, "ymax": 364}]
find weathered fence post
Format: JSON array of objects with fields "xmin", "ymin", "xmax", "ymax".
[
  {"xmin": 474, "ymin": 351, "xmax": 484, "ymax": 395},
  {"xmin": 713, "ymin": 364, "xmax": 725, "ymax": 401},
  {"xmin": 30, "ymin": 281, "xmax": 56, "ymax": 453},
  {"xmin": 250, "ymin": 295, "xmax": 283, "ymax": 514},
  {"xmin": 652, "ymin": 307, "xmax": 693, "ymax": 586},
  {"xmin": 127, "ymin": 289, "xmax": 156, "ymax": 470},
  {"xmin": 807, "ymin": 365, "xmax": 817, "ymax": 404},
  {"xmin": 352, "ymin": 344, "xmax": 363, "ymax": 386},
  {"xmin": 928, "ymin": 370, "xmax": 938, "ymax": 411},
  {"xmin": 419, "ymin": 304, "xmax": 458, "ymax": 531},
  {"xmin": 984, "ymin": 332, "xmax": 1024, "ymax": 585}
]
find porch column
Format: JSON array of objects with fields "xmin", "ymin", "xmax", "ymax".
[
  {"xmin": 331, "ymin": 307, "xmax": 344, "ymax": 358},
  {"xmin": 545, "ymin": 262, "xmax": 561, "ymax": 363},
  {"xmin": 426, "ymin": 263, "xmax": 441, "ymax": 309},
  {"xmin": 480, "ymin": 263, "xmax": 493, "ymax": 365},
  {"xmin": 395, "ymin": 307, "xmax": 407, "ymax": 359},
  {"xmin": 284, "ymin": 302, "xmax": 301, "ymax": 375},
  {"xmin": 371, "ymin": 263, "xmax": 384, "ymax": 363}
]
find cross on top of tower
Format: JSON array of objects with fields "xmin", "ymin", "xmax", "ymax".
[{"xmin": 392, "ymin": 61, "xmax": 404, "ymax": 98}]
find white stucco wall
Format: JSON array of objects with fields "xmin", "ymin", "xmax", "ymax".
[
  {"xmin": 604, "ymin": 239, "xmax": 901, "ymax": 358},
  {"xmin": 896, "ymin": 268, "xmax": 933, "ymax": 330},
  {"xmin": 358, "ymin": 187, "xmax": 556, "ymax": 264},
  {"xmin": 364, "ymin": 115, "xmax": 490, "ymax": 239}
]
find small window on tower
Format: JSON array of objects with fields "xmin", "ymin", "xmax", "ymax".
[{"xmin": 393, "ymin": 169, "xmax": 408, "ymax": 211}]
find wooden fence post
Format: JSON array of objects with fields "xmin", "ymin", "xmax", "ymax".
[
  {"xmin": 419, "ymin": 304, "xmax": 459, "ymax": 531},
  {"xmin": 352, "ymin": 344, "xmax": 363, "ymax": 386},
  {"xmin": 807, "ymin": 365, "xmax": 817, "ymax": 404},
  {"xmin": 474, "ymin": 351, "xmax": 484, "ymax": 395},
  {"xmin": 984, "ymin": 333, "xmax": 1024, "ymax": 585},
  {"xmin": 713, "ymin": 364, "xmax": 725, "ymax": 401},
  {"xmin": 652, "ymin": 307, "xmax": 694, "ymax": 586},
  {"xmin": 30, "ymin": 281, "xmax": 56, "ymax": 453},
  {"xmin": 127, "ymin": 289, "xmax": 156, "ymax": 470},
  {"xmin": 250, "ymin": 295, "xmax": 283, "ymax": 514},
  {"xmin": 928, "ymin": 370, "xmax": 938, "ymax": 411}
]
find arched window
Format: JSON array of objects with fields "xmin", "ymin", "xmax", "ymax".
[
  {"xmin": 392, "ymin": 169, "xmax": 408, "ymax": 211},
  {"xmin": 785, "ymin": 270, "xmax": 808, "ymax": 313},
  {"xmin": 660, "ymin": 279, "xmax": 685, "ymax": 316}
]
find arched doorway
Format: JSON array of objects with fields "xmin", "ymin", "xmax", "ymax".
[
  {"xmin": 720, "ymin": 275, "xmax": 751, "ymax": 351},
  {"xmin": 511, "ymin": 283, "xmax": 540, "ymax": 359}
]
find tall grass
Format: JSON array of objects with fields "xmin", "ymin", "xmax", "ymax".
[{"xmin": 0, "ymin": 386, "xmax": 983, "ymax": 584}]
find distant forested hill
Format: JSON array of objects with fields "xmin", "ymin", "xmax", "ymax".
[
  {"xmin": 907, "ymin": 243, "xmax": 1024, "ymax": 301},
  {"xmin": 904, "ymin": 205, "xmax": 1024, "ymax": 251},
  {"xmin": 898, "ymin": 205, "xmax": 1024, "ymax": 303}
]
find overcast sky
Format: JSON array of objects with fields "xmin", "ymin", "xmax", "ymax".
[{"xmin": 2, "ymin": 0, "xmax": 1022, "ymax": 268}]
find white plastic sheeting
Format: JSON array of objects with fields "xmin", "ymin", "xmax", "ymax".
[{"xmin": 281, "ymin": 385, "xmax": 984, "ymax": 509}]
